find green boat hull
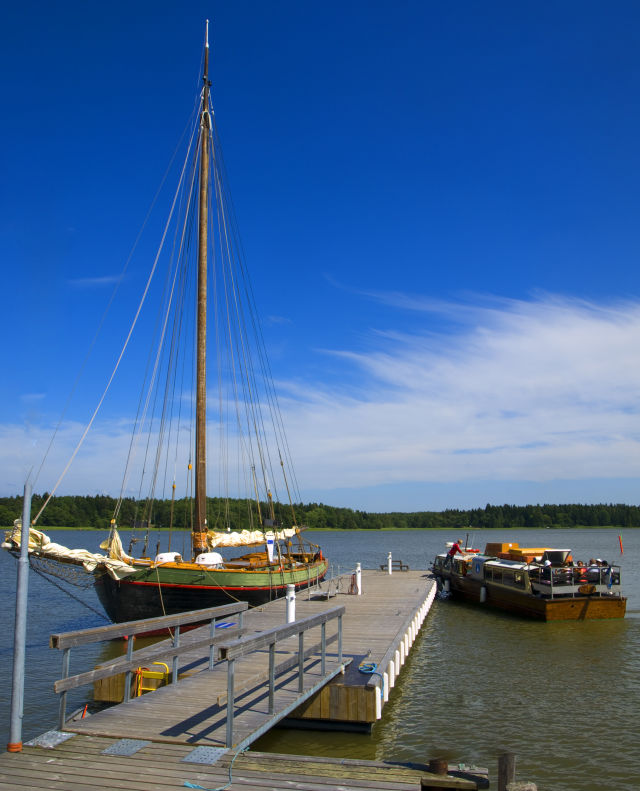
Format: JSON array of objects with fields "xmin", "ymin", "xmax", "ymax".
[{"xmin": 95, "ymin": 558, "xmax": 329, "ymax": 623}]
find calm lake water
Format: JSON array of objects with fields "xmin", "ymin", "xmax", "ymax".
[{"xmin": 1, "ymin": 527, "xmax": 638, "ymax": 790}]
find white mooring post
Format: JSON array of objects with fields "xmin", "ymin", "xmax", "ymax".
[
  {"xmin": 355, "ymin": 562, "xmax": 362, "ymax": 594},
  {"xmin": 285, "ymin": 583, "xmax": 296, "ymax": 623},
  {"xmin": 387, "ymin": 552, "xmax": 393, "ymax": 574}
]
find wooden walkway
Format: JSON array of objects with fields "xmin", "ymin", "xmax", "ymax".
[
  {"xmin": 75, "ymin": 570, "xmax": 435, "ymax": 741},
  {"xmin": 0, "ymin": 570, "xmax": 467, "ymax": 791},
  {"xmin": 0, "ymin": 736, "xmax": 487, "ymax": 790}
]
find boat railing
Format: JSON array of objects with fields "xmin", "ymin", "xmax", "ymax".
[
  {"xmin": 50, "ymin": 601, "xmax": 249, "ymax": 729},
  {"xmin": 305, "ymin": 563, "xmax": 360, "ymax": 598},
  {"xmin": 530, "ymin": 564, "xmax": 622, "ymax": 598}
]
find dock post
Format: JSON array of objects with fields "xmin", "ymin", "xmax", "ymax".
[
  {"xmin": 498, "ymin": 752, "xmax": 516, "ymax": 791},
  {"xmin": 8, "ymin": 482, "xmax": 32, "ymax": 752},
  {"xmin": 355, "ymin": 562, "xmax": 362, "ymax": 594},
  {"xmin": 286, "ymin": 583, "xmax": 296, "ymax": 623},
  {"xmin": 321, "ymin": 622, "xmax": 326, "ymax": 675},
  {"xmin": 387, "ymin": 552, "xmax": 393, "ymax": 574}
]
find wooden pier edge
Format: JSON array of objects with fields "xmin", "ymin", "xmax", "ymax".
[{"xmin": 290, "ymin": 573, "xmax": 437, "ymax": 726}]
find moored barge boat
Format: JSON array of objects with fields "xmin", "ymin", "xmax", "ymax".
[{"xmin": 432, "ymin": 542, "xmax": 626, "ymax": 620}]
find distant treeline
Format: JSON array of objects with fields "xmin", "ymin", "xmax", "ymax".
[{"xmin": 0, "ymin": 495, "xmax": 638, "ymax": 531}]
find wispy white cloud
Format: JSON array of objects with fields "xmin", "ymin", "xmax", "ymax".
[
  {"xmin": 3, "ymin": 294, "xmax": 640, "ymax": 508},
  {"xmin": 68, "ymin": 275, "xmax": 122, "ymax": 288},
  {"xmin": 20, "ymin": 393, "xmax": 46, "ymax": 403},
  {"xmin": 265, "ymin": 314, "xmax": 292, "ymax": 326},
  {"xmin": 282, "ymin": 294, "xmax": 640, "ymax": 492}
]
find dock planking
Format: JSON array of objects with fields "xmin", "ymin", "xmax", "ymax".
[
  {"xmin": 2, "ymin": 570, "xmax": 452, "ymax": 790},
  {"xmin": 76, "ymin": 570, "xmax": 435, "ymax": 741},
  {"xmin": 0, "ymin": 736, "xmax": 485, "ymax": 790}
]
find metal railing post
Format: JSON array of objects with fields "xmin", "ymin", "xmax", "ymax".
[
  {"xmin": 58, "ymin": 647, "xmax": 70, "ymax": 729},
  {"xmin": 209, "ymin": 618, "xmax": 217, "ymax": 669},
  {"xmin": 172, "ymin": 626, "xmax": 181, "ymax": 683},
  {"xmin": 226, "ymin": 658, "xmax": 235, "ymax": 747},
  {"xmin": 123, "ymin": 637, "xmax": 134, "ymax": 703},
  {"xmin": 298, "ymin": 631, "xmax": 304, "ymax": 693},
  {"xmin": 338, "ymin": 614, "xmax": 343, "ymax": 664},
  {"xmin": 268, "ymin": 642, "xmax": 275, "ymax": 714},
  {"xmin": 321, "ymin": 622, "xmax": 326, "ymax": 676}
]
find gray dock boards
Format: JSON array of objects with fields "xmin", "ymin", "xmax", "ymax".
[
  {"xmin": 68, "ymin": 570, "xmax": 434, "ymax": 742},
  {"xmin": 0, "ymin": 572, "xmax": 480, "ymax": 790},
  {"xmin": 0, "ymin": 737, "xmax": 481, "ymax": 790}
]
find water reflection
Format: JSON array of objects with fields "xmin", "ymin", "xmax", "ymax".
[{"xmin": 1, "ymin": 527, "xmax": 638, "ymax": 790}]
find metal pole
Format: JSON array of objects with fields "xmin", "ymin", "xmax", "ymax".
[
  {"xmin": 209, "ymin": 618, "xmax": 216, "ymax": 670},
  {"xmin": 57, "ymin": 648, "xmax": 70, "ymax": 730},
  {"xmin": 226, "ymin": 658, "xmax": 235, "ymax": 748},
  {"xmin": 268, "ymin": 642, "xmax": 275, "ymax": 714},
  {"xmin": 124, "ymin": 636, "xmax": 134, "ymax": 703},
  {"xmin": 298, "ymin": 631, "xmax": 304, "ymax": 693},
  {"xmin": 8, "ymin": 483, "xmax": 32, "ymax": 752},
  {"xmin": 355, "ymin": 562, "xmax": 362, "ymax": 595},
  {"xmin": 387, "ymin": 552, "xmax": 392, "ymax": 574},
  {"xmin": 172, "ymin": 625, "xmax": 181, "ymax": 683}
]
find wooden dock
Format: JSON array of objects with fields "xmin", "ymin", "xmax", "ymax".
[
  {"xmin": 0, "ymin": 736, "xmax": 488, "ymax": 790},
  {"xmin": 0, "ymin": 569, "xmax": 489, "ymax": 791},
  {"xmin": 81, "ymin": 569, "xmax": 437, "ymax": 738}
]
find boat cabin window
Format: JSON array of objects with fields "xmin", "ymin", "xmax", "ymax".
[
  {"xmin": 485, "ymin": 567, "xmax": 526, "ymax": 587},
  {"xmin": 501, "ymin": 570, "xmax": 526, "ymax": 588}
]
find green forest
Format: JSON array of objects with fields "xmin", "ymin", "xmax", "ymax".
[{"xmin": 0, "ymin": 494, "xmax": 638, "ymax": 532}]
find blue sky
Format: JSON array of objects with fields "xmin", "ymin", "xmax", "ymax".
[{"xmin": 3, "ymin": 1, "xmax": 640, "ymax": 512}]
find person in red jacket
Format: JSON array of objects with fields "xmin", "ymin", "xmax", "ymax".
[{"xmin": 445, "ymin": 539, "xmax": 464, "ymax": 566}]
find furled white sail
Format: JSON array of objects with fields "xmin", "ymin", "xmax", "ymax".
[
  {"xmin": 3, "ymin": 522, "xmax": 136, "ymax": 580},
  {"xmin": 206, "ymin": 527, "xmax": 298, "ymax": 548}
]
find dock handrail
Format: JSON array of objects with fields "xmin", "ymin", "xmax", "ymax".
[
  {"xmin": 217, "ymin": 604, "xmax": 345, "ymax": 748},
  {"xmin": 50, "ymin": 601, "xmax": 248, "ymax": 729}
]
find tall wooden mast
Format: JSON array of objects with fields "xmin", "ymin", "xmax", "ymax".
[{"xmin": 194, "ymin": 20, "xmax": 211, "ymax": 556}]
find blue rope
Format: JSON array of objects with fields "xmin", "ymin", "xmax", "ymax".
[
  {"xmin": 358, "ymin": 661, "xmax": 385, "ymax": 684},
  {"xmin": 184, "ymin": 746, "xmax": 246, "ymax": 791}
]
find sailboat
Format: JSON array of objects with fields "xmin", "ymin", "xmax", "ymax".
[{"xmin": 3, "ymin": 23, "xmax": 328, "ymax": 623}]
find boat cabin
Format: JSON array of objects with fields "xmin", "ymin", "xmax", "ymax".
[{"xmin": 433, "ymin": 547, "xmax": 622, "ymax": 601}]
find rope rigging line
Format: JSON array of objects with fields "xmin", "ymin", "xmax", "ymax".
[
  {"xmin": 31, "ymin": 106, "xmax": 200, "ymax": 499},
  {"xmin": 112, "ymin": 119, "xmax": 201, "ymax": 525},
  {"xmin": 22, "ymin": 555, "xmax": 110, "ymax": 622},
  {"xmin": 209, "ymin": 105, "xmax": 302, "ymax": 508},
  {"xmin": 34, "ymin": 120, "xmax": 199, "ymax": 527}
]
